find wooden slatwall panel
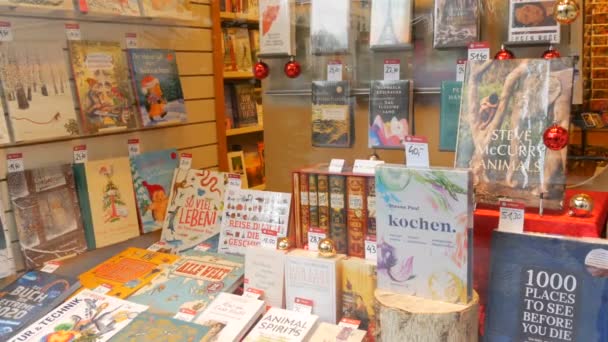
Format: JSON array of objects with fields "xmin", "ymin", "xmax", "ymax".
[{"xmin": 0, "ymin": 2, "xmax": 217, "ymax": 271}]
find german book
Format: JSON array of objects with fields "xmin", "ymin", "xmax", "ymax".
[
  {"xmin": 317, "ymin": 174, "xmax": 330, "ymax": 232},
  {"xmin": 433, "ymin": 0, "xmax": 479, "ymax": 48},
  {"xmin": 312, "ymin": 81, "xmax": 352, "ymax": 148},
  {"xmin": 346, "ymin": 176, "xmax": 367, "ymax": 258},
  {"xmin": 329, "ymin": 174, "xmax": 348, "ymax": 254},
  {"xmin": 308, "ymin": 173, "xmax": 319, "ymax": 229},
  {"xmin": 439, "ymin": 81, "xmax": 462, "ymax": 152},
  {"xmin": 108, "ymin": 311, "xmax": 211, "ymax": 342},
  {"xmin": 366, "ymin": 177, "xmax": 377, "ymax": 237},
  {"xmin": 299, "ymin": 173, "xmax": 310, "ymax": 243},
  {"xmin": 342, "ymin": 257, "xmax": 377, "ymax": 332},
  {"xmin": 245, "ymin": 246, "xmax": 287, "ymax": 308},
  {"xmin": 369, "ymin": 80, "xmax": 412, "ymax": 149},
  {"xmin": 244, "ymin": 307, "xmax": 319, "ymax": 342}
]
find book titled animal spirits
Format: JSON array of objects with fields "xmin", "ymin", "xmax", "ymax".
[
  {"xmin": 108, "ymin": 312, "xmax": 211, "ymax": 342},
  {"xmin": 245, "ymin": 246, "xmax": 287, "ymax": 308},
  {"xmin": 79, "ymin": 0, "xmax": 141, "ymax": 16},
  {"xmin": 259, "ymin": 0, "xmax": 296, "ymax": 57},
  {"xmin": 369, "ymin": 0, "xmax": 413, "ymax": 50},
  {"xmin": 312, "ymin": 81, "xmax": 352, "ymax": 148},
  {"xmin": 376, "ymin": 164, "xmax": 473, "ymax": 304},
  {"xmin": 310, "ymin": 0, "xmax": 349, "ymax": 55},
  {"xmin": 243, "ymin": 307, "xmax": 319, "ymax": 342},
  {"xmin": 433, "ymin": 0, "xmax": 479, "ymax": 48},
  {"xmin": 369, "ymin": 80, "xmax": 412, "ymax": 149},
  {"xmin": 508, "ymin": 0, "xmax": 560, "ymax": 44},
  {"xmin": 128, "ymin": 49, "xmax": 187, "ymax": 127}
]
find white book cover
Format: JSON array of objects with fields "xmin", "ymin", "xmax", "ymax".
[
  {"xmin": 508, "ymin": 0, "xmax": 560, "ymax": 44},
  {"xmin": 219, "ymin": 188, "xmax": 291, "ymax": 255},
  {"xmin": 376, "ymin": 164, "xmax": 473, "ymax": 304},
  {"xmin": 285, "ymin": 249, "xmax": 345, "ymax": 324},
  {"xmin": 308, "ymin": 322, "xmax": 367, "ymax": 342},
  {"xmin": 8, "ymin": 289, "xmax": 148, "ymax": 342},
  {"xmin": 310, "ymin": 0, "xmax": 350, "ymax": 55},
  {"xmin": 369, "ymin": 0, "xmax": 413, "ymax": 50},
  {"xmin": 245, "ymin": 246, "xmax": 286, "ymax": 308},
  {"xmin": 195, "ymin": 292, "xmax": 265, "ymax": 342},
  {"xmin": 80, "ymin": 0, "xmax": 141, "ymax": 16},
  {"xmin": 259, "ymin": 0, "xmax": 296, "ymax": 57},
  {"xmin": 243, "ymin": 307, "xmax": 319, "ymax": 342},
  {"xmin": 0, "ymin": 0, "xmax": 73, "ymax": 10}
]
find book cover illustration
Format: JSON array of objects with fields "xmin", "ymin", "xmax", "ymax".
[
  {"xmin": 310, "ymin": 0, "xmax": 350, "ymax": 55},
  {"xmin": 0, "ymin": 214, "xmax": 15, "ymax": 279},
  {"xmin": 0, "ymin": 41, "xmax": 79, "ymax": 142},
  {"xmin": 367, "ymin": 177, "xmax": 377, "ymax": 237},
  {"xmin": 160, "ymin": 169, "xmax": 233, "ymax": 253},
  {"xmin": 128, "ymin": 49, "xmax": 187, "ymax": 127},
  {"xmin": 7, "ymin": 164, "xmax": 87, "ymax": 268},
  {"xmin": 139, "ymin": 0, "xmax": 193, "ymax": 20},
  {"xmin": 249, "ymin": 29, "xmax": 260, "ymax": 62},
  {"xmin": 312, "ymin": 81, "xmax": 352, "ymax": 148},
  {"xmin": 79, "ymin": 0, "xmax": 141, "ymax": 16},
  {"xmin": 244, "ymin": 247, "xmax": 286, "ymax": 308},
  {"xmin": 299, "ymin": 173, "xmax": 310, "ymax": 243},
  {"xmin": 329, "ymin": 174, "xmax": 347, "ymax": 254},
  {"xmin": 243, "ymin": 307, "xmax": 319, "ymax": 342},
  {"xmin": 369, "ymin": 0, "xmax": 413, "ymax": 50},
  {"xmin": 259, "ymin": 0, "xmax": 296, "ymax": 57},
  {"xmin": 233, "ymin": 83, "xmax": 258, "ymax": 128},
  {"xmin": 0, "ymin": 0, "xmax": 73, "ymax": 9},
  {"xmin": 0, "ymin": 271, "xmax": 79, "ymax": 340},
  {"xmin": 8, "ymin": 289, "xmax": 148, "ymax": 342},
  {"xmin": 368, "ymin": 80, "xmax": 412, "ymax": 149},
  {"xmin": 308, "ymin": 322, "xmax": 367, "ymax": 342},
  {"xmin": 218, "ymin": 188, "xmax": 291, "ymax": 255},
  {"xmin": 129, "ymin": 251, "xmax": 244, "ymax": 317},
  {"xmin": 79, "ymin": 247, "xmax": 179, "ymax": 299},
  {"xmin": 342, "ymin": 258, "xmax": 376, "ymax": 332},
  {"xmin": 433, "ymin": 0, "xmax": 479, "ymax": 48},
  {"xmin": 69, "ymin": 40, "xmax": 137, "ymax": 133},
  {"xmin": 224, "ymin": 28, "xmax": 253, "ymax": 73},
  {"xmin": 346, "ymin": 176, "xmax": 367, "ymax": 258},
  {"xmin": 317, "ymin": 174, "xmax": 330, "ymax": 232},
  {"xmin": 439, "ymin": 81, "xmax": 462, "ymax": 152},
  {"xmin": 376, "ymin": 164, "xmax": 473, "ymax": 304},
  {"xmin": 108, "ymin": 311, "xmax": 210, "ymax": 342},
  {"xmin": 130, "ymin": 149, "xmax": 179, "ymax": 233},
  {"xmin": 485, "ymin": 231, "xmax": 608, "ymax": 342},
  {"xmin": 308, "ymin": 173, "xmax": 319, "ymax": 229},
  {"xmin": 454, "ymin": 58, "xmax": 574, "ymax": 209},
  {"xmin": 508, "ymin": 0, "xmax": 560, "ymax": 44}
]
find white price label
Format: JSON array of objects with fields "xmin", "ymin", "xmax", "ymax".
[
  {"xmin": 404, "ymin": 136, "xmax": 430, "ymax": 168},
  {"xmin": 327, "ymin": 61, "xmax": 343, "ymax": 81},
  {"xmin": 227, "ymin": 173, "xmax": 242, "ymax": 189},
  {"xmin": 468, "ymin": 42, "xmax": 490, "ymax": 62},
  {"xmin": 93, "ymin": 284, "xmax": 112, "ymax": 295},
  {"xmin": 179, "ymin": 153, "xmax": 192, "ymax": 170},
  {"xmin": 293, "ymin": 297, "xmax": 313, "ymax": 314},
  {"xmin": 338, "ymin": 317, "xmax": 361, "ymax": 329},
  {"xmin": 7, "ymin": 153, "xmax": 24, "ymax": 173},
  {"xmin": 174, "ymin": 308, "xmax": 196, "ymax": 322},
  {"xmin": 147, "ymin": 241, "xmax": 168, "ymax": 252},
  {"xmin": 260, "ymin": 229, "xmax": 278, "ymax": 249},
  {"xmin": 456, "ymin": 59, "xmax": 467, "ymax": 82},
  {"xmin": 125, "ymin": 33, "xmax": 138, "ymax": 49},
  {"xmin": 40, "ymin": 261, "xmax": 61, "ymax": 274},
  {"xmin": 498, "ymin": 201, "xmax": 525, "ymax": 233},
  {"xmin": 73, "ymin": 145, "xmax": 88, "ymax": 164},
  {"xmin": 307, "ymin": 228, "xmax": 326, "ymax": 252},
  {"xmin": 243, "ymin": 287, "xmax": 264, "ymax": 299},
  {"xmin": 65, "ymin": 23, "xmax": 81, "ymax": 41},
  {"xmin": 194, "ymin": 242, "xmax": 212, "ymax": 252},
  {"xmin": 127, "ymin": 139, "xmax": 140, "ymax": 157},
  {"xmin": 365, "ymin": 235, "xmax": 377, "ymax": 262},
  {"xmin": 329, "ymin": 159, "xmax": 345, "ymax": 173},
  {"xmin": 352, "ymin": 159, "xmax": 384, "ymax": 175},
  {"xmin": 383, "ymin": 59, "xmax": 400, "ymax": 81},
  {"xmin": 0, "ymin": 22, "xmax": 13, "ymax": 42}
]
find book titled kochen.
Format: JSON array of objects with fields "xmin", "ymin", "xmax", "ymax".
[
  {"xmin": 375, "ymin": 164, "xmax": 473, "ymax": 304},
  {"xmin": 243, "ymin": 307, "xmax": 319, "ymax": 342}
]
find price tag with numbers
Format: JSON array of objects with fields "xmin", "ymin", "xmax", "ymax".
[
  {"xmin": 40, "ymin": 261, "xmax": 61, "ymax": 274},
  {"xmin": 307, "ymin": 228, "xmax": 326, "ymax": 252},
  {"xmin": 365, "ymin": 235, "xmax": 377, "ymax": 262},
  {"xmin": 127, "ymin": 139, "xmax": 140, "ymax": 157},
  {"xmin": 179, "ymin": 153, "xmax": 192, "ymax": 170},
  {"xmin": 0, "ymin": 21, "xmax": 13, "ymax": 42},
  {"xmin": 498, "ymin": 201, "xmax": 525, "ymax": 233},
  {"xmin": 174, "ymin": 308, "xmax": 196, "ymax": 322},
  {"xmin": 64, "ymin": 23, "xmax": 81, "ymax": 41},
  {"xmin": 7, "ymin": 153, "xmax": 24, "ymax": 173},
  {"xmin": 93, "ymin": 283, "xmax": 112, "ymax": 295},
  {"xmin": 338, "ymin": 317, "xmax": 361, "ymax": 329},
  {"xmin": 293, "ymin": 297, "xmax": 313, "ymax": 314},
  {"xmin": 329, "ymin": 159, "xmax": 345, "ymax": 173},
  {"xmin": 125, "ymin": 33, "xmax": 138, "ymax": 49},
  {"xmin": 327, "ymin": 61, "xmax": 343, "ymax": 82},
  {"xmin": 456, "ymin": 59, "xmax": 467, "ymax": 82},
  {"xmin": 73, "ymin": 145, "xmax": 88, "ymax": 164},
  {"xmin": 260, "ymin": 229, "xmax": 278, "ymax": 249},
  {"xmin": 383, "ymin": 59, "xmax": 400, "ymax": 81},
  {"xmin": 147, "ymin": 241, "xmax": 169, "ymax": 252},
  {"xmin": 468, "ymin": 42, "xmax": 490, "ymax": 62},
  {"xmin": 404, "ymin": 136, "xmax": 430, "ymax": 168},
  {"xmin": 243, "ymin": 287, "xmax": 264, "ymax": 299},
  {"xmin": 227, "ymin": 174, "xmax": 242, "ymax": 190}
]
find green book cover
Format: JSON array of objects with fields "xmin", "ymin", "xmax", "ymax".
[
  {"xmin": 439, "ymin": 81, "xmax": 462, "ymax": 152},
  {"xmin": 72, "ymin": 164, "xmax": 95, "ymax": 250}
]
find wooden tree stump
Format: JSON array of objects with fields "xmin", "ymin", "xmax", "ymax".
[{"xmin": 374, "ymin": 289, "xmax": 479, "ymax": 342}]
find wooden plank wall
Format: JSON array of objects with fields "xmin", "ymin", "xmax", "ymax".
[{"xmin": 0, "ymin": 0, "xmax": 219, "ymax": 271}]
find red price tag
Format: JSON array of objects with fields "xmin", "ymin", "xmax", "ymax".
[
  {"xmin": 127, "ymin": 139, "xmax": 140, "ymax": 157},
  {"xmin": 404, "ymin": 136, "xmax": 430, "ymax": 168},
  {"xmin": 498, "ymin": 201, "xmax": 525, "ymax": 233},
  {"xmin": 293, "ymin": 297, "xmax": 313, "ymax": 314},
  {"xmin": 125, "ymin": 33, "xmax": 138, "ymax": 48},
  {"xmin": 93, "ymin": 283, "xmax": 112, "ymax": 294},
  {"xmin": 339, "ymin": 317, "xmax": 361, "ymax": 329},
  {"xmin": 179, "ymin": 152, "xmax": 192, "ymax": 170},
  {"xmin": 365, "ymin": 235, "xmax": 377, "ymax": 262},
  {"xmin": 73, "ymin": 145, "xmax": 87, "ymax": 164},
  {"xmin": 307, "ymin": 228, "xmax": 326, "ymax": 252},
  {"xmin": 456, "ymin": 59, "xmax": 467, "ymax": 82},
  {"xmin": 64, "ymin": 23, "xmax": 81, "ymax": 41},
  {"xmin": 41, "ymin": 261, "xmax": 61, "ymax": 273},
  {"xmin": 244, "ymin": 287, "xmax": 264, "ymax": 299},
  {"xmin": 174, "ymin": 308, "xmax": 197, "ymax": 322},
  {"xmin": 327, "ymin": 61, "xmax": 343, "ymax": 81},
  {"xmin": 260, "ymin": 229, "xmax": 278, "ymax": 249},
  {"xmin": 0, "ymin": 21, "xmax": 13, "ymax": 42},
  {"xmin": 468, "ymin": 42, "xmax": 490, "ymax": 62},
  {"xmin": 7, "ymin": 153, "xmax": 24, "ymax": 173},
  {"xmin": 383, "ymin": 59, "xmax": 400, "ymax": 81}
]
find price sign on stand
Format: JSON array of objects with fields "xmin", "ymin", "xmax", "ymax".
[
  {"xmin": 383, "ymin": 59, "xmax": 400, "ymax": 81},
  {"xmin": 468, "ymin": 42, "xmax": 490, "ymax": 62},
  {"xmin": 227, "ymin": 174, "xmax": 242, "ymax": 189},
  {"xmin": 179, "ymin": 153, "xmax": 192, "ymax": 170},
  {"xmin": 73, "ymin": 145, "xmax": 88, "ymax": 164},
  {"xmin": 127, "ymin": 139, "xmax": 140, "ymax": 157},
  {"xmin": 194, "ymin": 242, "xmax": 212, "ymax": 252},
  {"xmin": 260, "ymin": 229, "xmax": 278, "ymax": 249},
  {"xmin": 293, "ymin": 297, "xmax": 313, "ymax": 314},
  {"xmin": 174, "ymin": 308, "xmax": 196, "ymax": 322},
  {"xmin": 64, "ymin": 23, "xmax": 81, "ymax": 41},
  {"xmin": 40, "ymin": 261, "xmax": 61, "ymax": 274},
  {"xmin": 456, "ymin": 59, "xmax": 467, "ymax": 82},
  {"xmin": 0, "ymin": 22, "xmax": 13, "ymax": 42},
  {"xmin": 147, "ymin": 241, "xmax": 169, "ymax": 252},
  {"xmin": 7, "ymin": 153, "xmax": 24, "ymax": 173},
  {"xmin": 125, "ymin": 33, "xmax": 138, "ymax": 48},
  {"xmin": 327, "ymin": 61, "xmax": 343, "ymax": 81},
  {"xmin": 243, "ymin": 287, "xmax": 264, "ymax": 299},
  {"xmin": 498, "ymin": 201, "xmax": 525, "ymax": 233},
  {"xmin": 93, "ymin": 284, "xmax": 112, "ymax": 295},
  {"xmin": 365, "ymin": 235, "xmax": 377, "ymax": 262},
  {"xmin": 338, "ymin": 317, "xmax": 361, "ymax": 329},
  {"xmin": 404, "ymin": 136, "xmax": 430, "ymax": 168},
  {"xmin": 352, "ymin": 160, "xmax": 384, "ymax": 175},
  {"xmin": 329, "ymin": 159, "xmax": 345, "ymax": 173},
  {"xmin": 307, "ymin": 228, "xmax": 326, "ymax": 252}
]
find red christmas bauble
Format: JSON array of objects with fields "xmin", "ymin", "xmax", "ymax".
[
  {"xmin": 494, "ymin": 46, "xmax": 515, "ymax": 60},
  {"xmin": 284, "ymin": 59, "xmax": 301, "ymax": 78},
  {"xmin": 253, "ymin": 61, "xmax": 269, "ymax": 80},
  {"xmin": 542, "ymin": 47, "xmax": 561, "ymax": 59},
  {"xmin": 543, "ymin": 125, "xmax": 569, "ymax": 150}
]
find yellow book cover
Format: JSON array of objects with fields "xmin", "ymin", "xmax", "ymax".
[
  {"xmin": 341, "ymin": 257, "xmax": 377, "ymax": 333},
  {"xmin": 79, "ymin": 247, "xmax": 179, "ymax": 299}
]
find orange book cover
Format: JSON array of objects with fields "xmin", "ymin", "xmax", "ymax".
[{"xmin": 346, "ymin": 176, "xmax": 367, "ymax": 258}]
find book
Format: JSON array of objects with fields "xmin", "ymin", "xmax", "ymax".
[
  {"xmin": 73, "ymin": 157, "xmax": 140, "ymax": 249},
  {"xmin": 369, "ymin": 0, "xmax": 413, "ymax": 50},
  {"xmin": 8, "ymin": 289, "xmax": 147, "ymax": 342},
  {"xmin": 218, "ymin": 188, "xmax": 291, "ymax": 255},
  {"xmin": 244, "ymin": 246, "xmax": 287, "ymax": 308},
  {"xmin": 0, "ymin": 41, "xmax": 79, "ymax": 142},
  {"xmin": 160, "ymin": 169, "xmax": 233, "ymax": 253},
  {"xmin": 308, "ymin": 322, "xmax": 367, "ymax": 342},
  {"xmin": 439, "ymin": 81, "xmax": 462, "ymax": 152},
  {"xmin": 312, "ymin": 81, "xmax": 352, "ymax": 148},
  {"xmin": 7, "ymin": 164, "xmax": 87, "ymax": 268},
  {"xmin": 346, "ymin": 176, "xmax": 367, "ymax": 258},
  {"xmin": 222, "ymin": 29, "xmax": 237, "ymax": 72},
  {"xmin": 224, "ymin": 84, "xmax": 237, "ymax": 129},
  {"xmin": 195, "ymin": 292, "xmax": 265, "ymax": 341},
  {"xmin": 128, "ymin": 251, "xmax": 244, "ymax": 317},
  {"xmin": 259, "ymin": 0, "xmax": 296, "ymax": 57},
  {"xmin": 69, "ymin": 40, "xmax": 137, "ymax": 133},
  {"xmin": 433, "ymin": 0, "xmax": 479, "ymax": 48},
  {"xmin": 128, "ymin": 49, "xmax": 187, "ymax": 127},
  {"xmin": 130, "ymin": 149, "xmax": 179, "ymax": 233},
  {"xmin": 317, "ymin": 174, "xmax": 330, "ymax": 232},
  {"xmin": 369, "ymin": 80, "xmax": 412, "ymax": 149},
  {"xmin": 366, "ymin": 177, "xmax": 377, "ymax": 237},
  {"xmin": 107, "ymin": 311, "xmax": 211, "ymax": 341},
  {"xmin": 308, "ymin": 173, "xmax": 319, "ymax": 229},
  {"xmin": 341, "ymin": 257, "xmax": 376, "ymax": 332},
  {"xmin": 79, "ymin": 0, "xmax": 141, "ymax": 16},
  {"xmin": 376, "ymin": 164, "xmax": 473, "ymax": 304},
  {"xmin": 233, "ymin": 83, "xmax": 258, "ymax": 128},
  {"xmin": 245, "ymin": 150, "xmax": 265, "ymax": 187},
  {"xmin": 454, "ymin": 58, "xmax": 574, "ymax": 209},
  {"xmin": 0, "ymin": 208, "xmax": 15, "ymax": 279},
  {"xmin": 299, "ymin": 173, "xmax": 310, "ymax": 243},
  {"xmin": 224, "ymin": 28, "xmax": 253, "ymax": 74},
  {"xmin": 0, "ymin": 0, "xmax": 73, "ymax": 9},
  {"xmin": 310, "ymin": 0, "xmax": 350, "ymax": 55},
  {"xmin": 485, "ymin": 231, "xmax": 608, "ymax": 341},
  {"xmin": 508, "ymin": 0, "xmax": 560, "ymax": 44},
  {"xmin": 139, "ymin": 0, "xmax": 193, "ymax": 20},
  {"xmin": 243, "ymin": 307, "xmax": 319, "ymax": 342},
  {"xmin": 0, "ymin": 271, "xmax": 80, "ymax": 340},
  {"xmin": 285, "ymin": 249, "xmax": 345, "ymax": 324},
  {"xmin": 329, "ymin": 174, "xmax": 347, "ymax": 254},
  {"xmin": 249, "ymin": 29, "xmax": 260, "ymax": 62}
]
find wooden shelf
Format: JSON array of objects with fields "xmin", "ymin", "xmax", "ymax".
[
  {"xmin": 250, "ymin": 183, "xmax": 266, "ymax": 190},
  {"xmin": 226, "ymin": 125, "xmax": 264, "ymax": 136},
  {"xmin": 219, "ymin": 11, "xmax": 259, "ymax": 24},
  {"xmin": 224, "ymin": 71, "xmax": 255, "ymax": 79}
]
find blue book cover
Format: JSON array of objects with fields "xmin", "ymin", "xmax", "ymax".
[
  {"xmin": 485, "ymin": 231, "xmax": 608, "ymax": 342},
  {"xmin": 128, "ymin": 251, "xmax": 244, "ymax": 318},
  {"xmin": 130, "ymin": 149, "xmax": 179, "ymax": 233},
  {"xmin": 107, "ymin": 311, "xmax": 210, "ymax": 341},
  {"xmin": 0, "ymin": 271, "xmax": 79, "ymax": 339},
  {"xmin": 128, "ymin": 49, "xmax": 187, "ymax": 127}
]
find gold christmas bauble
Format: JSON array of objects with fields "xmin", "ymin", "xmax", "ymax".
[
  {"xmin": 277, "ymin": 237, "xmax": 291, "ymax": 251},
  {"xmin": 554, "ymin": 0, "xmax": 580, "ymax": 24},
  {"xmin": 318, "ymin": 238, "xmax": 337, "ymax": 258},
  {"xmin": 568, "ymin": 193, "xmax": 594, "ymax": 217}
]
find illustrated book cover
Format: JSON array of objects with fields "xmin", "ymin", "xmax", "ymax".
[
  {"xmin": 8, "ymin": 289, "xmax": 147, "ymax": 342},
  {"xmin": 317, "ymin": 174, "xmax": 330, "ymax": 232},
  {"xmin": 310, "ymin": 0, "xmax": 350, "ymax": 55},
  {"xmin": 367, "ymin": 177, "xmax": 377, "ymax": 237},
  {"xmin": 139, "ymin": 0, "xmax": 193, "ymax": 20},
  {"xmin": 69, "ymin": 40, "xmax": 137, "ymax": 133},
  {"xmin": 308, "ymin": 322, "xmax": 367, "ymax": 342},
  {"xmin": 259, "ymin": 0, "xmax": 296, "ymax": 57},
  {"xmin": 369, "ymin": 0, "xmax": 413, "ymax": 50},
  {"xmin": 369, "ymin": 80, "xmax": 412, "ymax": 149},
  {"xmin": 243, "ymin": 307, "xmax": 319, "ymax": 342},
  {"xmin": 308, "ymin": 173, "xmax": 319, "ymax": 229},
  {"xmin": 233, "ymin": 83, "xmax": 258, "ymax": 128},
  {"xmin": 329, "ymin": 174, "xmax": 347, "ymax": 254},
  {"xmin": 107, "ymin": 311, "xmax": 211, "ymax": 342},
  {"xmin": 0, "ymin": 271, "xmax": 79, "ymax": 340},
  {"xmin": 128, "ymin": 49, "xmax": 187, "ymax": 127},
  {"xmin": 439, "ymin": 81, "xmax": 462, "ymax": 151},
  {"xmin": 223, "ymin": 28, "xmax": 253, "ymax": 74},
  {"xmin": 346, "ymin": 176, "xmax": 367, "ymax": 258},
  {"xmin": 485, "ymin": 231, "xmax": 608, "ymax": 342},
  {"xmin": 74, "ymin": 157, "xmax": 141, "ymax": 249},
  {"xmin": 78, "ymin": 247, "xmax": 179, "ymax": 299},
  {"xmin": 79, "ymin": 0, "xmax": 141, "ymax": 16},
  {"xmin": 244, "ymin": 246, "xmax": 287, "ymax": 308},
  {"xmin": 508, "ymin": 0, "xmax": 560, "ymax": 44},
  {"xmin": 312, "ymin": 81, "xmax": 352, "ymax": 148},
  {"xmin": 433, "ymin": 0, "xmax": 479, "ymax": 48},
  {"xmin": 342, "ymin": 257, "xmax": 377, "ymax": 332},
  {"xmin": 375, "ymin": 164, "xmax": 473, "ymax": 304},
  {"xmin": 0, "ymin": 0, "xmax": 73, "ymax": 10},
  {"xmin": 8, "ymin": 164, "xmax": 87, "ymax": 268},
  {"xmin": 130, "ymin": 149, "xmax": 179, "ymax": 234},
  {"xmin": 0, "ymin": 40, "xmax": 79, "ymax": 142},
  {"xmin": 454, "ymin": 58, "xmax": 574, "ymax": 209}
]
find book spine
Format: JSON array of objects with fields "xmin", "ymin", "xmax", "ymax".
[
  {"xmin": 72, "ymin": 164, "xmax": 96, "ymax": 250},
  {"xmin": 292, "ymin": 172, "xmax": 302, "ymax": 247},
  {"xmin": 308, "ymin": 173, "xmax": 319, "ymax": 230},
  {"xmin": 329, "ymin": 175, "xmax": 347, "ymax": 254},
  {"xmin": 347, "ymin": 176, "xmax": 367, "ymax": 258},
  {"xmin": 366, "ymin": 176, "xmax": 376, "ymax": 237},
  {"xmin": 317, "ymin": 174, "xmax": 330, "ymax": 233},
  {"xmin": 299, "ymin": 173, "xmax": 310, "ymax": 243}
]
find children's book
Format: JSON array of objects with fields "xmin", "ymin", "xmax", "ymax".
[
  {"xmin": 107, "ymin": 312, "xmax": 211, "ymax": 341},
  {"xmin": 79, "ymin": 0, "xmax": 141, "ymax": 16}
]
